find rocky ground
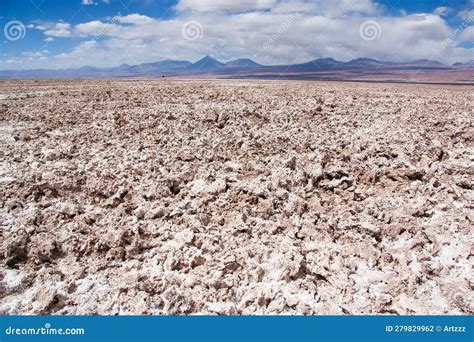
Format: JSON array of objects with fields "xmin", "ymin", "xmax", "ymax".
[{"xmin": 0, "ymin": 79, "xmax": 472, "ymax": 315}]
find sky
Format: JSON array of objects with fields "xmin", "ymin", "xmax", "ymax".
[{"xmin": 0, "ymin": 0, "xmax": 473, "ymax": 70}]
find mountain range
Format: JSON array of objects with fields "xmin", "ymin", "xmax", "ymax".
[{"xmin": 1, "ymin": 56, "xmax": 473, "ymax": 84}]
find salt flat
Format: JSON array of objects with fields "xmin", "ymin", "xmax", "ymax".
[{"xmin": 0, "ymin": 79, "xmax": 472, "ymax": 314}]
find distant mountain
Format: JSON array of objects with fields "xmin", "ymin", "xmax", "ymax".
[
  {"xmin": 452, "ymin": 61, "xmax": 473, "ymax": 67},
  {"xmin": 284, "ymin": 57, "xmax": 394, "ymax": 72},
  {"xmin": 409, "ymin": 59, "xmax": 444, "ymax": 66},
  {"xmin": 189, "ymin": 56, "xmax": 225, "ymax": 70},
  {"xmin": 225, "ymin": 58, "xmax": 262, "ymax": 68},
  {"xmin": 1, "ymin": 56, "xmax": 473, "ymax": 83},
  {"xmin": 396, "ymin": 59, "xmax": 451, "ymax": 71},
  {"xmin": 152, "ymin": 60, "xmax": 192, "ymax": 69},
  {"xmin": 289, "ymin": 58, "xmax": 343, "ymax": 71},
  {"xmin": 343, "ymin": 58, "xmax": 395, "ymax": 70},
  {"xmin": 78, "ymin": 66, "xmax": 101, "ymax": 71},
  {"xmin": 348, "ymin": 57, "xmax": 387, "ymax": 65},
  {"xmin": 462, "ymin": 60, "xmax": 474, "ymax": 67},
  {"xmin": 128, "ymin": 60, "xmax": 192, "ymax": 73}
]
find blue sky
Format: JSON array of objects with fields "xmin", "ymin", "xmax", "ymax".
[{"xmin": 1, "ymin": 0, "xmax": 473, "ymax": 69}]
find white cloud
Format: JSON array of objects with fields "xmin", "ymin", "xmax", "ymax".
[
  {"xmin": 271, "ymin": 0, "xmax": 378, "ymax": 17},
  {"xmin": 22, "ymin": 51, "xmax": 44, "ymax": 58},
  {"xmin": 459, "ymin": 26, "xmax": 474, "ymax": 43},
  {"xmin": 116, "ymin": 14, "xmax": 155, "ymax": 25},
  {"xmin": 44, "ymin": 37, "xmax": 54, "ymax": 42},
  {"xmin": 457, "ymin": 0, "xmax": 474, "ymax": 21},
  {"xmin": 16, "ymin": 50, "xmax": 49, "ymax": 62},
  {"xmin": 75, "ymin": 20, "xmax": 120, "ymax": 36},
  {"xmin": 458, "ymin": 9, "xmax": 474, "ymax": 21},
  {"xmin": 44, "ymin": 23, "xmax": 71, "ymax": 37},
  {"xmin": 55, "ymin": 40, "xmax": 98, "ymax": 61},
  {"xmin": 77, "ymin": 40, "xmax": 98, "ymax": 50},
  {"xmin": 434, "ymin": 7, "xmax": 452, "ymax": 17},
  {"xmin": 176, "ymin": 0, "xmax": 378, "ymax": 17},
  {"xmin": 176, "ymin": 0, "xmax": 277, "ymax": 13},
  {"xmin": 82, "ymin": 0, "xmax": 114, "ymax": 5}
]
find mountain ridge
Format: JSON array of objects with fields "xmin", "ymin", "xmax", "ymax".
[{"xmin": 1, "ymin": 56, "xmax": 473, "ymax": 83}]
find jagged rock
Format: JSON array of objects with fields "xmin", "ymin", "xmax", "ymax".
[{"xmin": 29, "ymin": 233, "xmax": 63, "ymax": 263}]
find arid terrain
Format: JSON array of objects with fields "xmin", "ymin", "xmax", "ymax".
[{"xmin": 0, "ymin": 79, "xmax": 472, "ymax": 315}]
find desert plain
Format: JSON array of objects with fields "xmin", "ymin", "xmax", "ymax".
[{"xmin": 0, "ymin": 79, "xmax": 472, "ymax": 315}]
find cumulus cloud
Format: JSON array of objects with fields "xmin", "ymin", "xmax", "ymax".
[
  {"xmin": 176, "ymin": 0, "xmax": 277, "ymax": 13},
  {"xmin": 22, "ymin": 51, "xmax": 45, "ymax": 58},
  {"xmin": 77, "ymin": 40, "xmax": 98, "ymax": 50},
  {"xmin": 459, "ymin": 26, "xmax": 474, "ymax": 43},
  {"xmin": 175, "ymin": 0, "xmax": 378, "ymax": 16},
  {"xmin": 75, "ymin": 20, "xmax": 121, "ymax": 37},
  {"xmin": 55, "ymin": 40, "xmax": 99, "ymax": 63},
  {"xmin": 457, "ymin": 0, "xmax": 474, "ymax": 21},
  {"xmin": 116, "ymin": 14, "xmax": 155, "ymax": 25},
  {"xmin": 434, "ymin": 7, "xmax": 452, "ymax": 17},
  {"xmin": 81, "ymin": 0, "xmax": 112, "ymax": 5},
  {"xmin": 458, "ymin": 9, "xmax": 474, "ymax": 21},
  {"xmin": 16, "ymin": 50, "xmax": 49, "ymax": 62},
  {"xmin": 44, "ymin": 23, "xmax": 71, "ymax": 37},
  {"xmin": 271, "ymin": 0, "xmax": 378, "ymax": 17}
]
